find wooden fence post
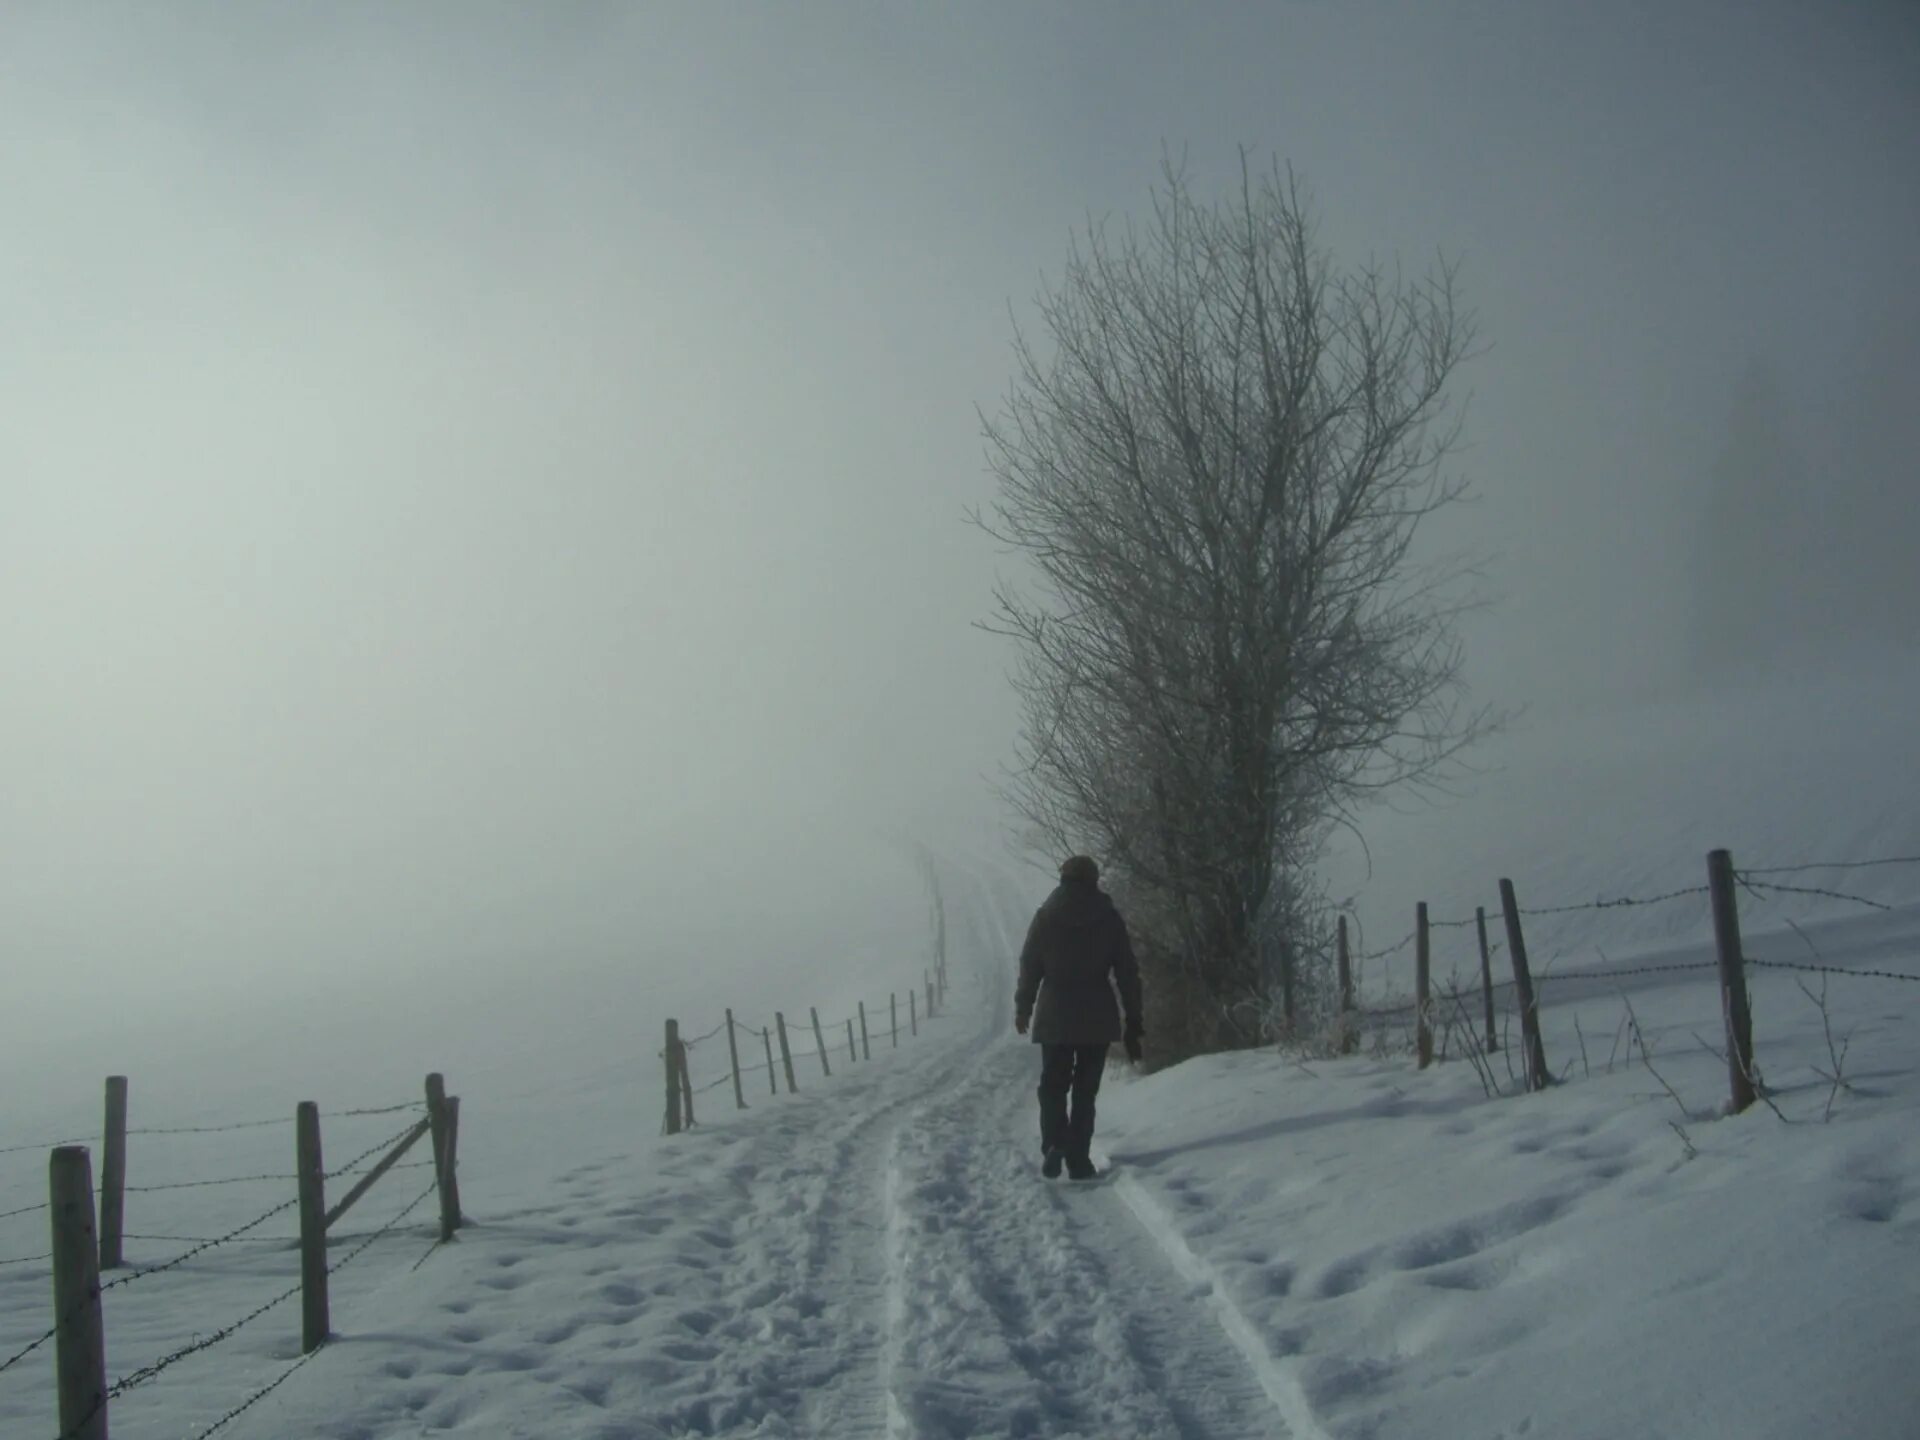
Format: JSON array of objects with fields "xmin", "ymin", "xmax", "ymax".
[
  {"xmin": 1498, "ymin": 879, "xmax": 1550, "ymax": 1091},
  {"xmin": 724, "ymin": 1010, "xmax": 747, "ymax": 1110},
  {"xmin": 858, "ymin": 1002, "xmax": 871, "ymax": 1061},
  {"xmin": 296, "ymin": 1102, "xmax": 330, "ymax": 1353},
  {"xmin": 934, "ymin": 887, "xmax": 947, "ymax": 1008},
  {"xmin": 425, "ymin": 1073, "xmax": 462, "ymax": 1238},
  {"xmin": 775, "ymin": 1012, "xmax": 799, "ymax": 1094},
  {"xmin": 50, "ymin": 1146, "xmax": 108, "ymax": 1440},
  {"xmin": 1707, "ymin": 848, "xmax": 1757, "ymax": 1113},
  {"xmin": 910, "ymin": 988, "xmax": 918, "ymax": 1037},
  {"xmin": 1476, "ymin": 906, "xmax": 1498, "ymax": 1052},
  {"xmin": 444, "ymin": 1097, "xmax": 461, "ymax": 1230},
  {"xmin": 99, "ymin": 1076, "xmax": 128, "ymax": 1270},
  {"xmin": 810, "ymin": 1007, "xmax": 832, "ymax": 1077},
  {"xmin": 763, "ymin": 1026, "xmax": 776, "ymax": 1096},
  {"xmin": 926, "ymin": 971, "xmax": 935, "ymax": 1019},
  {"xmin": 847, "ymin": 1018, "xmax": 857, "ymax": 1062},
  {"xmin": 677, "ymin": 1039, "xmax": 696, "ymax": 1128},
  {"xmin": 891, "ymin": 993, "xmax": 899, "ymax": 1048},
  {"xmin": 1415, "ymin": 903, "xmax": 1433, "ymax": 1069},
  {"xmin": 1336, "ymin": 916, "xmax": 1355, "ymax": 1054},
  {"xmin": 664, "ymin": 1021, "xmax": 684, "ymax": 1135}
]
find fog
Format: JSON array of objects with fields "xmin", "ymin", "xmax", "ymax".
[{"xmin": 4, "ymin": 3, "xmax": 1915, "ymax": 1108}]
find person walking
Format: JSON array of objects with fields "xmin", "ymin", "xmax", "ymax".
[{"xmin": 1014, "ymin": 854, "xmax": 1144, "ymax": 1180}]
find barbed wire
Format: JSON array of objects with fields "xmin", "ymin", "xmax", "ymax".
[
  {"xmin": 693, "ymin": 1073, "xmax": 734, "ymax": 1095},
  {"xmin": 1735, "ymin": 876, "xmax": 1892, "ymax": 911},
  {"xmin": 124, "ymin": 1117, "xmax": 289, "ymax": 1138},
  {"xmin": 0, "ymin": 1314, "xmax": 61, "ymax": 1377},
  {"xmin": 1518, "ymin": 885, "xmax": 1710, "ymax": 917},
  {"xmin": 1357, "ymin": 947, "xmax": 1920, "ymax": 1029},
  {"xmin": 1746, "ymin": 958, "xmax": 1920, "ymax": 984},
  {"xmin": 1357, "ymin": 883, "xmax": 1720, "ymax": 963},
  {"xmin": 0, "ymin": 1138, "xmax": 85, "ymax": 1157},
  {"xmin": 0, "ymin": 1251, "xmax": 51, "ymax": 1267},
  {"xmin": 1742, "ymin": 853, "xmax": 1920, "ymax": 876},
  {"xmin": 1359, "ymin": 955, "xmax": 1727, "ymax": 1020},
  {"xmin": 408, "ymin": 1234, "xmax": 445, "ymax": 1274},
  {"xmin": 54, "ymin": 1394, "xmax": 107, "ymax": 1440},
  {"xmin": 99, "ymin": 1197, "xmax": 299, "ymax": 1294},
  {"xmin": 193, "ymin": 1348, "xmax": 319, "ymax": 1439},
  {"xmin": 1, "ymin": 1103, "xmax": 421, "ymax": 1166},
  {"xmin": 117, "ymin": 1100, "xmax": 422, "ymax": 1140},
  {"xmin": 327, "ymin": 1118, "xmax": 430, "ymax": 1181},
  {"xmin": 1503, "ymin": 958, "xmax": 1720, "ymax": 989},
  {"xmin": 0, "ymin": 1201, "xmax": 49, "ymax": 1221},
  {"xmin": 680, "ymin": 1020, "xmax": 729, "ymax": 1048},
  {"xmin": 1358, "ymin": 933, "xmax": 1414, "ymax": 963},
  {"xmin": 125, "ymin": 1173, "xmax": 294, "ymax": 1194},
  {"xmin": 15, "ymin": 1112, "xmax": 434, "ymax": 1438},
  {"xmin": 117, "ymin": 1203, "xmax": 435, "ymax": 1248},
  {"xmin": 1357, "ymin": 851, "xmax": 1913, "ymax": 971},
  {"xmin": 327, "ymin": 1179, "xmax": 437, "ymax": 1275},
  {"xmin": 330, "ymin": 1101, "xmax": 423, "ymax": 1119},
  {"xmin": 76, "ymin": 1178, "xmax": 436, "ymax": 1420},
  {"xmin": 108, "ymin": 1279, "xmax": 301, "ymax": 1399}
]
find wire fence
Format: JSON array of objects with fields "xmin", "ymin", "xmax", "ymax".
[
  {"xmin": 33, "ymin": 1175, "xmax": 439, "ymax": 1440},
  {"xmin": 1351, "ymin": 853, "xmax": 1920, "ymax": 987},
  {"xmin": 662, "ymin": 963, "xmax": 952, "ymax": 1134},
  {"xmin": 0, "ymin": 1100, "xmax": 421, "ymax": 1167},
  {"xmin": 1, "ymin": 1084, "xmax": 457, "ymax": 1440},
  {"xmin": 1739, "ymin": 854, "xmax": 1920, "ymax": 876},
  {"xmin": 1338, "ymin": 848, "xmax": 1920, "ymax": 1094},
  {"xmin": 192, "ymin": 1349, "xmax": 318, "ymax": 1440}
]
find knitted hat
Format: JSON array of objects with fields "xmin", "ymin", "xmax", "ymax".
[{"xmin": 1059, "ymin": 854, "xmax": 1099, "ymax": 886}]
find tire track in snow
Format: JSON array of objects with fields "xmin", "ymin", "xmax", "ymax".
[
  {"xmin": 632, "ymin": 875, "xmax": 1020, "ymax": 1437},
  {"xmin": 694, "ymin": 1052, "xmax": 985, "ymax": 1432},
  {"xmin": 886, "ymin": 1045, "xmax": 1290, "ymax": 1440},
  {"xmin": 1109, "ymin": 1173, "xmax": 1334, "ymax": 1440}
]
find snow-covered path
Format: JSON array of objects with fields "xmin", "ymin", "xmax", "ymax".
[
  {"xmin": 884, "ymin": 939, "xmax": 1288, "ymax": 1440},
  {"xmin": 886, "ymin": 1061, "xmax": 1290, "ymax": 1440},
  {"xmin": 459, "ymin": 874, "xmax": 1299, "ymax": 1440},
  {"xmin": 14, "ymin": 872, "xmax": 1290, "ymax": 1440}
]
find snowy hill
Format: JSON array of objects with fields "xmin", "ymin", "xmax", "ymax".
[{"xmin": 3, "ymin": 658, "xmax": 1917, "ymax": 1438}]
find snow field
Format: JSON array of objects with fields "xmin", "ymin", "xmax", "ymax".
[{"xmin": 1100, "ymin": 899, "xmax": 1920, "ymax": 1440}]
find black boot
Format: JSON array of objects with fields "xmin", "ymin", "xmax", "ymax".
[
  {"xmin": 1066, "ymin": 1154, "xmax": 1097, "ymax": 1181},
  {"xmin": 1042, "ymin": 1146, "xmax": 1064, "ymax": 1179}
]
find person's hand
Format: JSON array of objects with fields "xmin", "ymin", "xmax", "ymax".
[
  {"xmin": 1015, "ymin": 1015, "xmax": 1029, "ymax": 1036},
  {"xmin": 1124, "ymin": 1034, "xmax": 1143, "ymax": 1063}
]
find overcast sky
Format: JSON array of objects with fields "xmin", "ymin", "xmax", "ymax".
[{"xmin": 3, "ymin": 2, "xmax": 1915, "ymax": 1091}]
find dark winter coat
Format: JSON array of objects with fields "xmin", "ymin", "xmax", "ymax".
[{"xmin": 1014, "ymin": 880, "xmax": 1143, "ymax": 1046}]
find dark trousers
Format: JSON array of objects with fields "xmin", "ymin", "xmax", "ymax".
[{"xmin": 1038, "ymin": 1043, "xmax": 1109, "ymax": 1161}]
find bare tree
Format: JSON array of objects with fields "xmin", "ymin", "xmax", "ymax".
[{"xmin": 977, "ymin": 153, "xmax": 1489, "ymax": 1053}]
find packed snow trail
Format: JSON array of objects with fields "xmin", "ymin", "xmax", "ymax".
[
  {"xmin": 882, "ymin": 887, "xmax": 1288, "ymax": 1439},
  {"xmin": 884, "ymin": 1048, "xmax": 1288, "ymax": 1439},
  {"xmin": 6, "ymin": 866, "xmax": 1295, "ymax": 1440}
]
